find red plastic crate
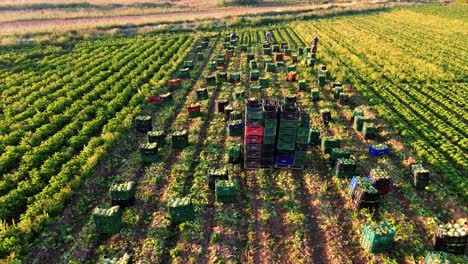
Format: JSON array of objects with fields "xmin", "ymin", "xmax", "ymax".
[
  {"xmin": 287, "ymin": 72, "xmax": 297, "ymax": 82},
  {"xmin": 283, "ymin": 51, "xmax": 292, "ymax": 57},
  {"xmin": 187, "ymin": 105, "xmax": 201, "ymax": 112},
  {"xmin": 375, "ymin": 185, "xmax": 390, "ymax": 195},
  {"xmin": 147, "ymin": 97, "xmax": 160, "ymax": 103},
  {"xmin": 168, "ymin": 79, "xmax": 182, "ymax": 87},
  {"xmin": 226, "ymin": 53, "xmax": 234, "ymax": 59},
  {"xmin": 244, "ymin": 136, "xmax": 263, "ymax": 144},
  {"xmin": 245, "ymin": 126, "xmax": 264, "ymax": 137}
]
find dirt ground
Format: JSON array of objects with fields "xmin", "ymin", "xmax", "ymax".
[{"xmin": 0, "ymin": 2, "xmax": 364, "ymax": 36}]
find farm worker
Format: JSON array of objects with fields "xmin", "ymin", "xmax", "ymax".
[
  {"xmin": 230, "ymin": 32, "xmax": 238, "ymax": 40},
  {"xmin": 265, "ymin": 31, "xmax": 273, "ymax": 42}
]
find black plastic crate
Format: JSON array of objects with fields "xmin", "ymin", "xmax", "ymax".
[
  {"xmin": 246, "ymin": 97, "xmax": 262, "ymax": 107},
  {"xmin": 246, "ymin": 119, "xmax": 264, "ymax": 127},
  {"xmin": 264, "ymin": 110, "xmax": 278, "ymax": 119},
  {"xmin": 245, "ymin": 143, "xmax": 262, "ymax": 152}
]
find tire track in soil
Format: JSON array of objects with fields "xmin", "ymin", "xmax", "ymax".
[
  {"xmin": 200, "ymin": 42, "xmax": 249, "ymax": 263},
  {"xmin": 309, "ymin": 96, "xmax": 370, "ymax": 264},
  {"xmin": 292, "ymin": 170, "xmax": 331, "ymax": 263},
  {"xmin": 244, "ymin": 170, "xmax": 274, "ymax": 264},
  {"xmin": 161, "ymin": 40, "xmax": 224, "ymax": 263}
]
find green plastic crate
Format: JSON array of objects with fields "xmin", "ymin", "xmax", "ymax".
[
  {"xmin": 311, "ymin": 89, "xmax": 320, "ymax": 100},
  {"xmin": 250, "ymin": 86, "xmax": 261, "ymax": 93},
  {"xmin": 263, "ymin": 136, "xmax": 276, "ymax": 144},
  {"xmin": 309, "ymin": 128, "xmax": 320, "ymax": 145},
  {"xmin": 259, "ymin": 77, "xmax": 270, "ymax": 88},
  {"xmin": 296, "ymin": 127, "xmax": 310, "ymax": 144},
  {"xmin": 93, "ymin": 206, "xmax": 122, "ymax": 234},
  {"xmin": 332, "ymin": 87, "xmax": 343, "ymax": 100},
  {"xmin": 298, "ymin": 80, "xmax": 307, "ymax": 91},
  {"xmin": 180, "ymin": 68, "xmax": 190, "ymax": 78},
  {"xmin": 330, "ymin": 148, "xmax": 351, "ymax": 161},
  {"xmin": 110, "ymin": 181, "xmax": 136, "ymax": 201},
  {"xmin": 264, "ymin": 126, "xmax": 277, "ymax": 137},
  {"xmin": 363, "ymin": 122, "xmax": 377, "ymax": 135},
  {"xmin": 168, "ymin": 197, "xmax": 194, "ymax": 224},
  {"xmin": 361, "ymin": 221, "xmax": 395, "ymax": 253},
  {"xmin": 352, "ymin": 108, "xmax": 364, "ymax": 118},
  {"xmin": 246, "ymin": 110, "xmax": 264, "ymax": 120},
  {"xmin": 228, "ymin": 144, "xmax": 241, "ymax": 159},
  {"xmin": 229, "ymin": 72, "xmax": 241, "ymax": 82},
  {"xmin": 209, "ymin": 61, "xmax": 216, "ymax": 71},
  {"xmin": 287, "ymin": 64, "xmax": 297, "ymax": 72},
  {"xmin": 215, "ymin": 180, "xmax": 237, "ymax": 203},
  {"xmin": 321, "ymin": 137, "xmax": 341, "ymax": 154},
  {"xmin": 354, "ymin": 116, "xmax": 373, "ymax": 132},
  {"xmin": 249, "ymin": 60, "xmax": 258, "ymax": 70}
]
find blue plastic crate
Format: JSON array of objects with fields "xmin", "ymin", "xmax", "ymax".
[
  {"xmin": 275, "ymin": 156, "xmax": 294, "ymax": 165},
  {"xmin": 228, "ymin": 122, "xmax": 244, "ymax": 130},
  {"xmin": 368, "ymin": 145, "xmax": 390, "ymax": 157},
  {"xmin": 347, "ymin": 176, "xmax": 372, "ymax": 196}
]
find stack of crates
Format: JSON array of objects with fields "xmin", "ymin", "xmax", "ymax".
[
  {"xmin": 168, "ymin": 197, "xmax": 194, "ymax": 224},
  {"xmin": 361, "ymin": 221, "xmax": 395, "ymax": 253},
  {"xmin": 410, "ymin": 163, "xmax": 430, "ymax": 189},
  {"xmin": 245, "ymin": 98, "xmax": 264, "ymax": 169},
  {"xmin": 262, "ymin": 99, "xmax": 279, "ymax": 167},
  {"xmin": 135, "ymin": 116, "xmax": 152, "ymax": 133},
  {"xmin": 276, "ymin": 99, "xmax": 299, "ymax": 167},
  {"xmin": 294, "ymin": 112, "xmax": 310, "ymax": 167},
  {"xmin": 110, "ymin": 181, "xmax": 136, "ymax": 207},
  {"xmin": 333, "ymin": 158, "xmax": 356, "ymax": 178},
  {"xmin": 208, "ymin": 168, "xmax": 228, "ymax": 190},
  {"xmin": 215, "ymin": 179, "xmax": 237, "ymax": 203},
  {"xmin": 172, "ymin": 130, "xmax": 188, "ymax": 149},
  {"xmin": 140, "ymin": 142, "xmax": 158, "ymax": 163},
  {"xmin": 92, "ymin": 206, "xmax": 122, "ymax": 234}
]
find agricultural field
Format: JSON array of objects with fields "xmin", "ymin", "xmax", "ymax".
[{"xmin": 0, "ymin": 3, "xmax": 467, "ymax": 264}]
